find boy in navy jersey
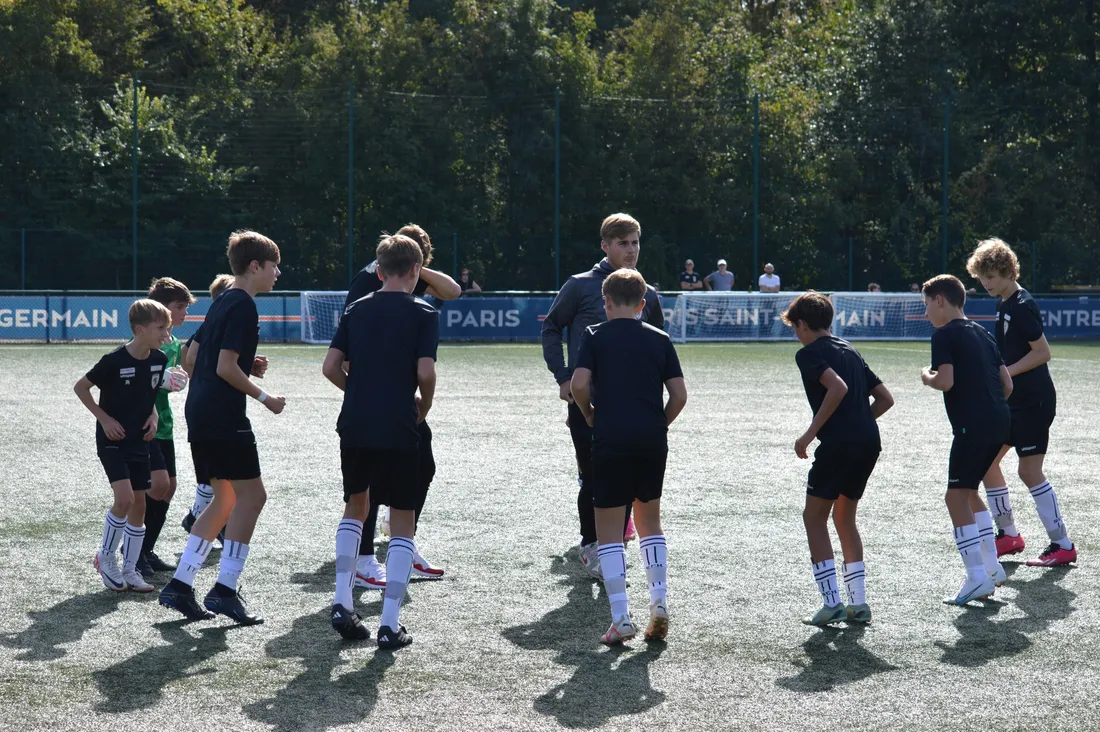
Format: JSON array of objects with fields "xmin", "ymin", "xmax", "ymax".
[
  {"xmin": 966, "ymin": 239, "xmax": 1076, "ymax": 566},
  {"xmin": 75, "ymin": 299, "xmax": 171, "ymax": 593},
  {"xmin": 159, "ymin": 232, "xmax": 286, "ymax": 624},
  {"xmin": 570, "ymin": 270, "xmax": 686, "ymax": 644},
  {"xmin": 921, "ymin": 275, "xmax": 1013, "ymax": 605},
  {"xmin": 323, "ymin": 234, "xmax": 439, "ymax": 649},
  {"xmin": 343, "ymin": 225, "xmax": 459, "ymax": 590},
  {"xmin": 781, "ymin": 292, "xmax": 894, "ymax": 626}
]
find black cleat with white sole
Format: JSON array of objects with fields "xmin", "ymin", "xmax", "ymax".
[
  {"xmin": 331, "ymin": 604, "xmax": 371, "ymax": 641},
  {"xmin": 159, "ymin": 578, "xmax": 215, "ymax": 621},
  {"xmin": 203, "ymin": 582, "xmax": 264, "ymax": 626},
  {"xmin": 376, "ymin": 625, "xmax": 412, "ymax": 649},
  {"xmin": 144, "ymin": 550, "xmax": 177, "ymax": 572}
]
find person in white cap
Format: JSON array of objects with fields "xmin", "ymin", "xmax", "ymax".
[
  {"xmin": 705, "ymin": 259, "xmax": 735, "ymax": 291},
  {"xmin": 759, "ymin": 263, "xmax": 781, "ymax": 292}
]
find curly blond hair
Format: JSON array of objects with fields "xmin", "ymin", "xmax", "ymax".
[{"xmin": 966, "ymin": 238, "xmax": 1019, "ymax": 281}]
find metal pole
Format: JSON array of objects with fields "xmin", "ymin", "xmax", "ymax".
[
  {"xmin": 348, "ymin": 82, "xmax": 355, "ymax": 285},
  {"xmin": 942, "ymin": 96, "xmax": 950, "ymax": 272},
  {"xmin": 1032, "ymin": 241, "xmax": 1038, "ymax": 291},
  {"xmin": 752, "ymin": 93, "xmax": 760, "ymax": 275},
  {"xmin": 553, "ymin": 87, "xmax": 562, "ymax": 289},
  {"xmin": 131, "ymin": 76, "xmax": 139, "ymax": 290},
  {"xmin": 20, "ymin": 228, "xmax": 26, "ymax": 290},
  {"xmin": 848, "ymin": 236, "xmax": 853, "ymax": 290},
  {"xmin": 452, "ymin": 232, "xmax": 458, "ymax": 279}
]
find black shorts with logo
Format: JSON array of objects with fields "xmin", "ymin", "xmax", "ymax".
[
  {"xmin": 340, "ymin": 442, "xmax": 419, "ymax": 510},
  {"xmin": 149, "ymin": 438, "xmax": 177, "ymax": 477},
  {"xmin": 589, "ymin": 451, "xmax": 667, "ymax": 509},
  {"xmin": 948, "ymin": 435, "xmax": 1005, "ymax": 490},
  {"xmin": 189, "ymin": 439, "xmax": 261, "ymax": 482},
  {"xmin": 1008, "ymin": 396, "xmax": 1056, "ymax": 458},
  {"xmin": 807, "ymin": 441, "xmax": 880, "ymax": 501},
  {"xmin": 98, "ymin": 444, "xmax": 152, "ymax": 491}
]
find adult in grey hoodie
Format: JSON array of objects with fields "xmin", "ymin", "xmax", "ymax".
[{"xmin": 541, "ymin": 213, "xmax": 664, "ymax": 573}]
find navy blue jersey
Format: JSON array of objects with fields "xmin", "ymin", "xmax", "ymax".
[
  {"xmin": 185, "ymin": 288, "xmax": 259, "ymax": 441},
  {"xmin": 344, "ymin": 261, "xmax": 429, "ymax": 311},
  {"xmin": 330, "ymin": 291, "xmax": 439, "ymax": 449},
  {"xmin": 997, "ymin": 288, "xmax": 1055, "ymax": 409},
  {"xmin": 86, "ymin": 345, "xmax": 167, "ymax": 456},
  {"xmin": 930, "ymin": 318, "xmax": 1010, "ymax": 439},
  {"xmin": 795, "ymin": 335, "xmax": 882, "ymax": 446},
  {"xmin": 574, "ymin": 318, "xmax": 683, "ymax": 455}
]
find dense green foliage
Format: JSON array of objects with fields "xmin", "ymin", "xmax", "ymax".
[{"xmin": 1, "ymin": 0, "xmax": 1097, "ymax": 291}]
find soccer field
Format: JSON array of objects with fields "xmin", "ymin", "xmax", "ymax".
[{"xmin": 1, "ymin": 341, "xmax": 1098, "ymax": 731}]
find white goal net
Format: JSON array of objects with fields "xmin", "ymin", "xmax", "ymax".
[
  {"xmin": 670, "ymin": 292, "xmax": 804, "ymax": 342},
  {"xmin": 300, "ymin": 291, "xmax": 349, "ymax": 345}
]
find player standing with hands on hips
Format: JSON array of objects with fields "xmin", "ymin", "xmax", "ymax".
[
  {"xmin": 541, "ymin": 214, "xmax": 664, "ymax": 579},
  {"xmin": 159, "ymin": 231, "xmax": 286, "ymax": 624}
]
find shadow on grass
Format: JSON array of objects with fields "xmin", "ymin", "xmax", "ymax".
[
  {"xmin": 501, "ymin": 553, "xmax": 665, "ymax": 729},
  {"xmin": 776, "ymin": 625, "xmax": 898, "ymax": 693},
  {"xmin": 935, "ymin": 565, "xmax": 1076, "ymax": 667},
  {"xmin": 0, "ymin": 591, "xmax": 127, "ymax": 662},
  {"xmin": 243, "ymin": 607, "xmax": 393, "ymax": 732},
  {"xmin": 93, "ymin": 621, "xmax": 233, "ymax": 713}
]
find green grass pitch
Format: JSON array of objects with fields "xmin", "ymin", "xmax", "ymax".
[{"xmin": 1, "ymin": 341, "xmax": 1099, "ymax": 731}]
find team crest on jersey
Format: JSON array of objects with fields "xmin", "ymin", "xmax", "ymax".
[
  {"xmin": 1003, "ymin": 312, "xmax": 1012, "ymax": 335},
  {"xmin": 151, "ymin": 373, "xmax": 162, "ymax": 389}
]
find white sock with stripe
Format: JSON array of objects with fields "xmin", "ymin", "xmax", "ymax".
[
  {"xmin": 954, "ymin": 524, "xmax": 988, "ymax": 583},
  {"xmin": 842, "ymin": 561, "xmax": 866, "ymax": 605},
  {"xmin": 380, "ymin": 537, "xmax": 414, "ymax": 629},
  {"xmin": 985, "ymin": 485, "xmax": 1018, "ymax": 537},
  {"xmin": 122, "ymin": 523, "xmax": 145, "ymax": 572},
  {"xmin": 101, "ymin": 511, "xmax": 126, "ymax": 554},
  {"xmin": 334, "ymin": 519, "xmax": 363, "ymax": 609},
  {"xmin": 598, "ymin": 543, "xmax": 629, "ymax": 621},
  {"xmin": 190, "ymin": 484, "xmax": 214, "ymax": 517},
  {"xmin": 1028, "ymin": 481, "xmax": 1072, "ymax": 549},
  {"xmin": 216, "ymin": 540, "xmax": 250, "ymax": 590},
  {"xmin": 172, "ymin": 534, "xmax": 214, "ymax": 587},
  {"xmin": 974, "ymin": 511, "xmax": 1002, "ymax": 576},
  {"xmin": 638, "ymin": 535, "xmax": 668, "ymax": 606},
  {"xmin": 812, "ymin": 559, "xmax": 841, "ymax": 607}
]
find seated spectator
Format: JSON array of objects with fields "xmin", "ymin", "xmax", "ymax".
[
  {"xmin": 680, "ymin": 259, "xmax": 704, "ymax": 290},
  {"xmin": 705, "ymin": 259, "xmax": 735, "ymax": 291},
  {"xmin": 867, "ymin": 282, "xmax": 881, "ymax": 293},
  {"xmin": 459, "ymin": 267, "xmax": 481, "ymax": 295},
  {"xmin": 758, "ymin": 263, "xmax": 781, "ymax": 292}
]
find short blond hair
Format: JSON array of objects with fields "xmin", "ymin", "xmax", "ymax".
[
  {"xmin": 208, "ymin": 274, "xmax": 234, "ymax": 299},
  {"xmin": 129, "ymin": 299, "xmax": 172, "ymax": 332},
  {"xmin": 376, "ymin": 234, "xmax": 423, "ymax": 278},
  {"xmin": 966, "ymin": 238, "xmax": 1020, "ymax": 281},
  {"xmin": 600, "ymin": 213, "xmax": 641, "ymax": 243},
  {"xmin": 602, "ymin": 269, "xmax": 648, "ymax": 307}
]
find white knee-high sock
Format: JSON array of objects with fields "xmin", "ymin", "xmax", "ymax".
[
  {"xmin": 1028, "ymin": 481, "xmax": 1071, "ymax": 549},
  {"xmin": 173, "ymin": 534, "xmax": 214, "ymax": 586},
  {"xmin": 216, "ymin": 540, "xmax": 250, "ymax": 590},
  {"xmin": 190, "ymin": 484, "xmax": 214, "ymax": 517},
  {"xmin": 812, "ymin": 559, "xmax": 841, "ymax": 607},
  {"xmin": 380, "ymin": 537, "xmax": 414, "ymax": 629},
  {"xmin": 122, "ymin": 523, "xmax": 145, "ymax": 572},
  {"xmin": 985, "ymin": 485, "xmax": 1017, "ymax": 536},
  {"xmin": 598, "ymin": 543, "xmax": 629, "ymax": 622},
  {"xmin": 974, "ymin": 511, "xmax": 1002, "ymax": 576},
  {"xmin": 842, "ymin": 561, "xmax": 866, "ymax": 605},
  {"xmin": 638, "ymin": 535, "xmax": 668, "ymax": 605},
  {"xmin": 954, "ymin": 524, "xmax": 988, "ymax": 583},
  {"xmin": 101, "ymin": 512, "xmax": 126, "ymax": 554},
  {"xmin": 334, "ymin": 519, "xmax": 363, "ymax": 609}
]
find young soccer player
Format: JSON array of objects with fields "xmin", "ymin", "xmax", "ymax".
[
  {"xmin": 140, "ymin": 277, "xmax": 194, "ymax": 577},
  {"xmin": 542, "ymin": 213, "xmax": 664, "ymax": 579},
  {"xmin": 323, "ymin": 234, "xmax": 439, "ymax": 648},
  {"xmin": 159, "ymin": 232, "xmax": 286, "ymax": 624},
  {"xmin": 570, "ymin": 269, "xmax": 686, "ymax": 644},
  {"xmin": 966, "ymin": 238, "xmax": 1076, "ymax": 566},
  {"xmin": 781, "ymin": 292, "xmax": 895, "ymax": 626},
  {"xmin": 180, "ymin": 273, "xmax": 236, "ymax": 535},
  {"xmin": 75, "ymin": 299, "xmax": 172, "ymax": 593},
  {"xmin": 921, "ymin": 275, "xmax": 1012, "ymax": 605},
  {"xmin": 343, "ymin": 224, "xmax": 459, "ymax": 590}
]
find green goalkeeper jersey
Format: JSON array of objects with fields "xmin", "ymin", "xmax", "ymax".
[{"xmin": 154, "ymin": 335, "xmax": 182, "ymax": 440}]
